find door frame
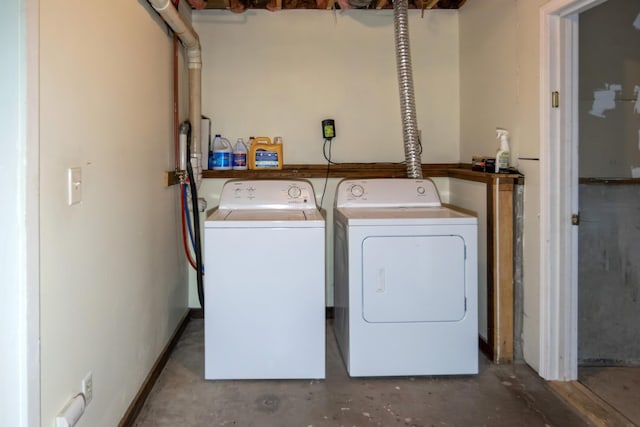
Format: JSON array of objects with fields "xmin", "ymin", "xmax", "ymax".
[
  {"xmin": 2, "ymin": 0, "xmax": 42, "ymax": 424},
  {"xmin": 538, "ymin": 0, "xmax": 607, "ymax": 381}
]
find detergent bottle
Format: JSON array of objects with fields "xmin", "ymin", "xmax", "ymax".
[
  {"xmin": 212, "ymin": 134, "xmax": 232, "ymax": 170},
  {"xmin": 495, "ymin": 128, "xmax": 510, "ymax": 173},
  {"xmin": 248, "ymin": 136, "xmax": 283, "ymax": 170}
]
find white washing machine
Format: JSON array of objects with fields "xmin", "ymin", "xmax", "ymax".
[
  {"xmin": 333, "ymin": 178, "xmax": 478, "ymax": 377},
  {"xmin": 204, "ymin": 179, "xmax": 325, "ymax": 380}
]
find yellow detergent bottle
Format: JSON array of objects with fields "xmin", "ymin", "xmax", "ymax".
[{"xmin": 248, "ymin": 136, "xmax": 283, "ymax": 170}]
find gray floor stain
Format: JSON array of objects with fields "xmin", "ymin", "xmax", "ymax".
[{"xmin": 255, "ymin": 394, "xmax": 281, "ymax": 413}]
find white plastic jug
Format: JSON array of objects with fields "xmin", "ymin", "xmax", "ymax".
[
  {"xmin": 232, "ymin": 138, "xmax": 248, "ymax": 170},
  {"xmin": 212, "ymin": 134, "xmax": 232, "ymax": 171}
]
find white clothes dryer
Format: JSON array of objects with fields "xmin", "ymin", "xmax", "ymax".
[
  {"xmin": 333, "ymin": 178, "xmax": 478, "ymax": 377},
  {"xmin": 204, "ymin": 179, "xmax": 325, "ymax": 380}
]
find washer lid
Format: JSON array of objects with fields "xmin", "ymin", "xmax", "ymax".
[{"xmin": 205, "ymin": 208, "xmax": 324, "ymax": 228}]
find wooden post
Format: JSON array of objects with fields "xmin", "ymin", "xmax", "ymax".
[{"xmin": 487, "ymin": 177, "xmax": 514, "ymax": 363}]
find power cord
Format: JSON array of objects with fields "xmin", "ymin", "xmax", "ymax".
[
  {"xmin": 320, "ymin": 138, "xmax": 333, "ymax": 208},
  {"xmin": 322, "ymin": 138, "xmax": 339, "ymax": 165}
]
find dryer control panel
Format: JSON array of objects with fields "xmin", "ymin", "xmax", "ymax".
[
  {"xmin": 335, "ymin": 178, "xmax": 441, "ymax": 208},
  {"xmin": 219, "ymin": 179, "xmax": 317, "ymax": 210}
]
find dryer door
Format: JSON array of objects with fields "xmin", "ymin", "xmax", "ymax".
[{"xmin": 362, "ymin": 234, "xmax": 466, "ymax": 323}]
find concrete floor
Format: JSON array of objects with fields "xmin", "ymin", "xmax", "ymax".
[
  {"xmin": 134, "ymin": 319, "xmax": 590, "ymax": 427},
  {"xmin": 579, "ymin": 367, "xmax": 640, "ymax": 425}
]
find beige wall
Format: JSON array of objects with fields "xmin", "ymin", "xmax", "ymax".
[
  {"xmin": 193, "ymin": 9, "xmax": 460, "ymax": 164},
  {"xmin": 39, "ymin": 0, "xmax": 189, "ymax": 425},
  {"xmin": 459, "ymin": 0, "xmax": 544, "ymax": 163},
  {"xmin": 460, "ymin": 0, "xmax": 547, "ymax": 371},
  {"xmin": 459, "ymin": 0, "xmax": 517, "ymax": 162}
]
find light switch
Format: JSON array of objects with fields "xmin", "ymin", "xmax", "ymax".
[{"xmin": 68, "ymin": 167, "xmax": 82, "ymax": 206}]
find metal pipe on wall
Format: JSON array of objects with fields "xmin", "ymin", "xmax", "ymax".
[
  {"xmin": 149, "ymin": 0, "xmax": 203, "ymax": 186},
  {"xmin": 173, "ymin": 34, "xmax": 180, "ymax": 170},
  {"xmin": 152, "ymin": 0, "xmax": 419, "ymax": 182}
]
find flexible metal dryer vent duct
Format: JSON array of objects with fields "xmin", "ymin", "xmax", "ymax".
[{"xmin": 393, "ymin": 0, "xmax": 423, "ymax": 179}]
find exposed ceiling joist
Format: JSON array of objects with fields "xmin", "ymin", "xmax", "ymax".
[{"xmin": 191, "ymin": 0, "xmax": 466, "ymax": 11}]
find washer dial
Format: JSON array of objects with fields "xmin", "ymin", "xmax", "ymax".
[
  {"xmin": 350, "ymin": 184, "xmax": 365, "ymax": 198},
  {"xmin": 288, "ymin": 185, "xmax": 302, "ymax": 199}
]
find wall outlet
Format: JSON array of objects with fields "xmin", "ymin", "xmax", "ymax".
[{"xmin": 82, "ymin": 372, "xmax": 93, "ymax": 404}]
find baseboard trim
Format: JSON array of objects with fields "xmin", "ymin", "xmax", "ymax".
[
  {"xmin": 548, "ymin": 380, "xmax": 635, "ymax": 427},
  {"xmin": 118, "ymin": 309, "xmax": 193, "ymax": 427}
]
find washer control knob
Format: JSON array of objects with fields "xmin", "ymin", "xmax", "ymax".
[
  {"xmin": 350, "ymin": 185, "xmax": 365, "ymax": 197},
  {"xmin": 288, "ymin": 185, "xmax": 302, "ymax": 199},
  {"xmin": 417, "ymin": 186, "xmax": 426, "ymax": 195}
]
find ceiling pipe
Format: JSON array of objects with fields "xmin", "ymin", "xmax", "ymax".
[{"xmin": 149, "ymin": 0, "xmax": 203, "ymax": 186}]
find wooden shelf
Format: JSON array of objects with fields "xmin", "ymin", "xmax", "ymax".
[
  {"xmin": 202, "ymin": 163, "xmax": 451, "ymax": 179},
  {"xmin": 197, "ymin": 163, "xmax": 522, "ymax": 185}
]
